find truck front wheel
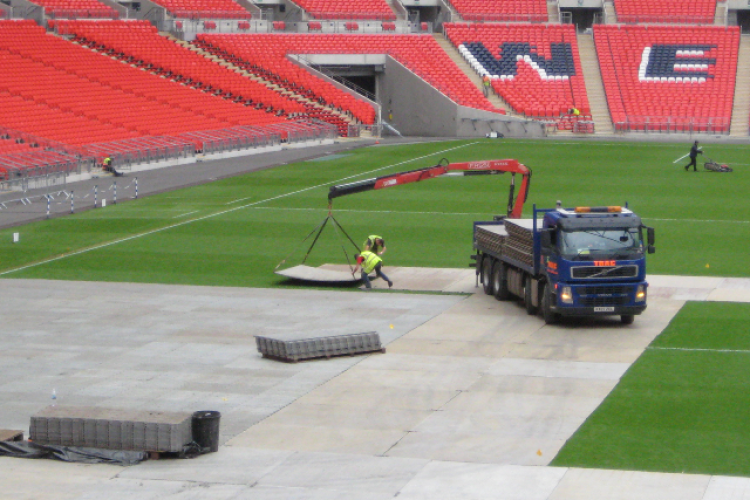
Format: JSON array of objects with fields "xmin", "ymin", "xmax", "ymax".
[
  {"xmin": 481, "ymin": 256, "xmax": 493, "ymax": 295},
  {"xmin": 492, "ymin": 260, "xmax": 510, "ymax": 300},
  {"xmin": 621, "ymin": 314, "xmax": 634, "ymax": 325},
  {"xmin": 541, "ymin": 283, "xmax": 559, "ymax": 324}
]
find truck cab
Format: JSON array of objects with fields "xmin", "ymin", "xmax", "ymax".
[
  {"xmin": 538, "ymin": 205, "xmax": 655, "ymax": 324},
  {"xmin": 472, "ymin": 203, "xmax": 655, "ymax": 325}
]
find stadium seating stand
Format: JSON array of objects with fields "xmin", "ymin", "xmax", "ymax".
[
  {"xmin": 616, "ymin": 0, "xmax": 717, "ymax": 24},
  {"xmin": 445, "ymin": 23, "xmax": 590, "ymax": 128},
  {"xmin": 195, "ymin": 33, "xmax": 502, "ymax": 129},
  {"xmin": 447, "ymin": 0, "xmax": 547, "ymax": 22},
  {"xmin": 595, "ymin": 24, "xmax": 738, "ymax": 133}
]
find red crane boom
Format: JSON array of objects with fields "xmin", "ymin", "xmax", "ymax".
[{"xmin": 328, "ymin": 158, "xmax": 531, "ymax": 219}]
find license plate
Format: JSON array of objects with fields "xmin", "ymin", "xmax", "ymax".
[{"xmin": 594, "ymin": 307, "xmax": 615, "ymax": 312}]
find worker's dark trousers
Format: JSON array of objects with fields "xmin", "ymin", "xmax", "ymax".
[
  {"xmin": 684, "ymin": 158, "xmax": 697, "ymax": 171},
  {"xmin": 361, "ymin": 263, "xmax": 391, "ymax": 288}
]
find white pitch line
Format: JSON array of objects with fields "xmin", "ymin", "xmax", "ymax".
[
  {"xmin": 0, "ymin": 141, "xmax": 478, "ymax": 276},
  {"xmin": 250, "ymin": 206, "xmax": 493, "ymax": 217},
  {"xmin": 225, "ymin": 196, "xmax": 253, "ymax": 205},
  {"xmin": 649, "ymin": 346, "xmax": 750, "ymax": 354},
  {"xmin": 173, "ymin": 210, "xmax": 199, "ymax": 219}
]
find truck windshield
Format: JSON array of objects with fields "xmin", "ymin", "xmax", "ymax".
[{"xmin": 560, "ymin": 228, "xmax": 643, "ymax": 260}]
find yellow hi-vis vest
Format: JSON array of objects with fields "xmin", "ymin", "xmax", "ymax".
[
  {"xmin": 360, "ymin": 251, "xmax": 382, "ymax": 274},
  {"xmin": 363, "ymin": 235, "xmax": 383, "ymax": 252}
]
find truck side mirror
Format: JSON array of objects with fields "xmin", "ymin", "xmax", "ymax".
[
  {"xmin": 540, "ymin": 229, "xmax": 552, "ymax": 249},
  {"xmin": 646, "ymin": 227, "xmax": 655, "ymax": 254}
]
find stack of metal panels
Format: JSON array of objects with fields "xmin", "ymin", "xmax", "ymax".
[
  {"xmin": 475, "ymin": 225, "xmax": 506, "ymax": 255},
  {"xmin": 256, "ymin": 331, "xmax": 383, "ymax": 362},
  {"xmin": 29, "ymin": 406, "xmax": 193, "ymax": 452},
  {"xmin": 503, "ymin": 219, "xmax": 536, "ymax": 266}
]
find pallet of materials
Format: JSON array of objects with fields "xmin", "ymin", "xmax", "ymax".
[
  {"xmin": 29, "ymin": 406, "xmax": 193, "ymax": 453},
  {"xmin": 256, "ymin": 331, "xmax": 383, "ymax": 362}
]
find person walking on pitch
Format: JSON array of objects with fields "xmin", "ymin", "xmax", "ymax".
[{"xmin": 683, "ymin": 141, "xmax": 703, "ymax": 172}]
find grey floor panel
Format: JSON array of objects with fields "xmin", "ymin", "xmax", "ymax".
[
  {"xmin": 3, "ymin": 273, "xmax": 750, "ymax": 500},
  {"xmin": 254, "ymin": 451, "xmax": 429, "ymax": 496}
]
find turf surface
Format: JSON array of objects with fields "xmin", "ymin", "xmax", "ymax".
[
  {"xmin": 551, "ymin": 301, "xmax": 750, "ymax": 476},
  {"xmin": 0, "ymin": 138, "xmax": 749, "ymax": 286}
]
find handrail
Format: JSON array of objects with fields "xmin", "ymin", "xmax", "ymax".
[{"xmin": 614, "ymin": 116, "xmax": 730, "ymax": 134}]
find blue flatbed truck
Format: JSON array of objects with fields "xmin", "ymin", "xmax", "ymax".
[{"xmin": 473, "ymin": 204, "xmax": 656, "ymax": 324}]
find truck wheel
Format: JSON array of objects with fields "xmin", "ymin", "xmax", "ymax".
[
  {"xmin": 541, "ymin": 283, "xmax": 559, "ymax": 324},
  {"xmin": 481, "ymin": 256, "xmax": 493, "ymax": 295},
  {"xmin": 620, "ymin": 314, "xmax": 634, "ymax": 325},
  {"xmin": 524, "ymin": 275, "xmax": 538, "ymax": 315},
  {"xmin": 492, "ymin": 260, "xmax": 510, "ymax": 300}
]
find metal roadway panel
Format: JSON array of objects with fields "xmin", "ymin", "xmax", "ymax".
[{"xmin": 275, "ymin": 265, "xmax": 361, "ymax": 284}]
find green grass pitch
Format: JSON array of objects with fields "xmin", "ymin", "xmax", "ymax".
[
  {"xmin": 1, "ymin": 138, "xmax": 749, "ymax": 284},
  {"xmin": 551, "ymin": 301, "xmax": 750, "ymax": 477}
]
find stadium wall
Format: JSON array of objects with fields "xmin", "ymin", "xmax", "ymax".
[
  {"xmin": 380, "ymin": 56, "xmax": 544, "ymax": 137},
  {"xmin": 139, "ymin": 0, "xmax": 168, "ymax": 28},
  {"xmin": 8, "ymin": 0, "xmax": 44, "ymax": 24}
]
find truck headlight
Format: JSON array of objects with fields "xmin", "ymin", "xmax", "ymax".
[
  {"xmin": 635, "ymin": 285, "xmax": 646, "ymax": 302},
  {"xmin": 560, "ymin": 286, "xmax": 573, "ymax": 304}
]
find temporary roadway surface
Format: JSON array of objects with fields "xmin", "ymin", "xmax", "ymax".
[{"xmin": 1, "ymin": 271, "xmax": 750, "ymax": 500}]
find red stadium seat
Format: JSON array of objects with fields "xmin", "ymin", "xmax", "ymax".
[
  {"xmin": 616, "ymin": 0, "xmax": 716, "ymax": 24},
  {"xmin": 293, "ymin": 0, "xmax": 395, "ymax": 20},
  {"xmin": 0, "ymin": 20, "xmax": 315, "ymax": 155},
  {"xmin": 31, "ymin": 0, "xmax": 119, "ymax": 19},
  {"xmin": 449, "ymin": 0, "xmax": 546, "ymax": 22},
  {"xmin": 594, "ymin": 25, "xmax": 738, "ymax": 133},
  {"xmin": 148, "ymin": 0, "xmax": 251, "ymax": 19},
  {"xmin": 444, "ymin": 23, "xmax": 587, "ymax": 126},
  {"xmin": 196, "ymin": 33, "xmax": 503, "ymax": 125}
]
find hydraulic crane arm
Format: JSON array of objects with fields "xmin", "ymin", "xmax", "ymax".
[{"xmin": 328, "ymin": 158, "xmax": 532, "ymax": 218}]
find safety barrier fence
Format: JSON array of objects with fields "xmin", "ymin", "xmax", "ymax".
[
  {"xmin": 617, "ymin": 14, "xmax": 713, "ymax": 24},
  {"xmin": 0, "ymin": 178, "xmax": 139, "ymax": 218},
  {"xmin": 181, "ymin": 126, "xmax": 280, "ymax": 154},
  {"xmin": 460, "ymin": 13, "xmax": 547, "ymax": 22},
  {"xmin": 0, "ymin": 127, "xmax": 87, "ymax": 158},
  {"xmin": 0, "ymin": 127, "xmax": 95, "ymax": 183},
  {"xmin": 81, "ymin": 137, "xmax": 193, "ymax": 169},
  {"xmin": 266, "ymin": 120, "xmax": 339, "ymax": 142},
  {"xmin": 304, "ymin": 11, "xmax": 397, "ymax": 20},
  {"xmin": 614, "ymin": 116, "xmax": 730, "ymax": 134},
  {"xmin": 167, "ymin": 19, "xmax": 432, "ymax": 34},
  {"xmin": 0, "ymin": 153, "xmax": 80, "ymax": 181},
  {"xmin": 348, "ymin": 123, "xmax": 383, "ymax": 137},
  {"xmin": 169, "ymin": 10, "xmax": 251, "ymax": 19},
  {"xmin": 1, "ymin": 122, "xmax": 335, "ymax": 188},
  {"xmin": 46, "ymin": 9, "xmax": 120, "ymax": 19}
]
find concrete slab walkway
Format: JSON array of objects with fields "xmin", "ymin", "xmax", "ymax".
[{"xmin": 1, "ymin": 271, "xmax": 749, "ymax": 499}]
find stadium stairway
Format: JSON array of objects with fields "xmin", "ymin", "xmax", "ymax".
[
  {"xmin": 603, "ymin": 1, "xmax": 617, "ymax": 23},
  {"xmin": 547, "ymin": 0, "xmax": 559, "ymax": 23},
  {"xmin": 432, "ymin": 33, "xmax": 514, "ymax": 116},
  {"xmin": 714, "ymin": 2, "xmax": 726, "ymax": 25},
  {"xmin": 384, "ymin": 0, "xmax": 407, "ymax": 20},
  {"xmin": 729, "ymin": 35, "xmax": 750, "ymax": 137},
  {"xmin": 171, "ymin": 36, "xmax": 358, "ymax": 135},
  {"xmin": 577, "ymin": 33, "xmax": 613, "ymax": 134},
  {"xmin": 442, "ymin": 0, "xmax": 463, "ymax": 21}
]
